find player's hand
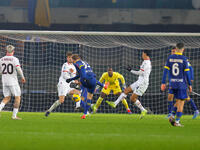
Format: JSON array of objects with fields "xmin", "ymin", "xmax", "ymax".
[
  {"xmin": 66, "ymin": 78, "xmax": 72, "ymax": 83},
  {"xmin": 189, "ymin": 86, "xmax": 192, "ymax": 93},
  {"xmin": 126, "ymin": 65, "xmax": 132, "ymax": 72},
  {"xmin": 103, "ymin": 82, "xmax": 109, "ymax": 89},
  {"xmin": 161, "ymin": 84, "xmax": 166, "ymax": 91},
  {"xmin": 21, "ymin": 78, "xmax": 26, "ymax": 84},
  {"xmin": 122, "ymin": 84, "xmax": 126, "ymax": 91}
]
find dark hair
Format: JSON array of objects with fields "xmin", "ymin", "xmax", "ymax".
[
  {"xmin": 72, "ymin": 54, "xmax": 80, "ymax": 60},
  {"xmin": 66, "ymin": 52, "xmax": 73, "ymax": 57},
  {"xmin": 107, "ymin": 67, "xmax": 113, "ymax": 71},
  {"xmin": 143, "ymin": 50, "xmax": 151, "ymax": 57},
  {"xmin": 171, "ymin": 46, "xmax": 176, "ymax": 50},
  {"xmin": 176, "ymin": 43, "xmax": 184, "ymax": 49}
]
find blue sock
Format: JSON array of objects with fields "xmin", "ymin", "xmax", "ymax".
[
  {"xmin": 176, "ymin": 112, "xmax": 182, "ymax": 121},
  {"xmin": 188, "ymin": 98, "xmax": 198, "ymax": 111},
  {"xmin": 172, "ymin": 107, "xmax": 177, "ymax": 116},
  {"xmin": 80, "ymin": 100, "xmax": 84, "ymax": 108},
  {"xmin": 84, "ymin": 99, "xmax": 92, "ymax": 115},
  {"xmin": 168, "ymin": 101, "xmax": 173, "ymax": 114}
]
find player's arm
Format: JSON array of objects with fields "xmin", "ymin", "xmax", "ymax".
[
  {"xmin": 189, "ymin": 65, "xmax": 194, "ymax": 82},
  {"xmin": 126, "ymin": 65, "xmax": 144, "ymax": 76},
  {"xmin": 15, "ymin": 59, "xmax": 26, "ymax": 83},
  {"xmin": 184, "ymin": 59, "xmax": 192, "ymax": 92},
  {"xmin": 117, "ymin": 73, "xmax": 126, "ymax": 90},
  {"xmin": 161, "ymin": 58, "xmax": 170, "ymax": 91}
]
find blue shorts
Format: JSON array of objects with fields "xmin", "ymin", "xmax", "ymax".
[
  {"xmin": 170, "ymin": 89, "xmax": 187, "ymax": 100},
  {"xmin": 80, "ymin": 77, "xmax": 96, "ymax": 94},
  {"xmin": 168, "ymin": 89, "xmax": 173, "ymax": 94}
]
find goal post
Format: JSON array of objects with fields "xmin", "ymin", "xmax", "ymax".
[{"xmin": 0, "ymin": 30, "xmax": 200, "ymax": 114}]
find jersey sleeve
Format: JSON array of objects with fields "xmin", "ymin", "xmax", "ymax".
[
  {"xmin": 75, "ymin": 61, "xmax": 87, "ymax": 79},
  {"xmin": 14, "ymin": 58, "xmax": 21, "ymax": 67},
  {"xmin": 99, "ymin": 73, "xmax": 106, "ymax": 83},
  {"xmin": 117, "ymin": 73, "xmax": 125, "ymax": 85},
  {"xmin": 184, "ymin": 58, "xmax": 192, "ymax": 86},
  {"xmin": 188, "ymin": 62, "xmax": 194, "ymax": 81},
  {"xmin": 162, "ymin": 58, "xmax": 170, "ymax": 84}
]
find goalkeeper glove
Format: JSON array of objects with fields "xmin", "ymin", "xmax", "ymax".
[
  {"xmin": 66, "ymin": 78, "xmax": 72, "ymax": 83},
  {"xmin": 126, "ymin": 65, "xmax": 132, "ymax": 72},
  {"xmin": 122, "ymin": 84, "xmax": 126, "ymax": 91}
]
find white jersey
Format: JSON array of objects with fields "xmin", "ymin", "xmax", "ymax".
[
  {"xmin": 136, "ymin": 60, "xmax": 152, "ymax": 84},
  {"xmin": 58, "ymin": 62, "xmax": 76, "ymax": 85},
  {"xmin": 0, "ymin": 55, "xmax": 21, "ymax": 86}
]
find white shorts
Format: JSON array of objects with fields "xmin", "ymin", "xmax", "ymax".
[
  {"xmin": 130, "ymin": 81, "xmax": 148, "ymax": 96},
  {"xmin": 57, "ymin": 82, "xmax": 74, "ymax": 96},
  {"xmin": 3, "ymin": 85, "xmax": 21, "ymax": 97}
]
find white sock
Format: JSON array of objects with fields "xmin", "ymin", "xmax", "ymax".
[
  {"xmin": 48, "ymin": 100, "xmax": 61, "ymax": 112},
  {"xmin": 114, "ymin": 93, "xmax": 127, "ymax": 106},
  {"xmin": 76, "ymin": 101, "xmax": 81, "ymax": 108},
  {"xmin": 135, "ymin": 100, "xmax": 145, "ymax": 111},
  {"xmin": 0, "ymin": 102, "xmax": 5, "ymax": 111},
  {"xmin": 13, "ymin": 108, "xmax": 18, "ymax": 118}
]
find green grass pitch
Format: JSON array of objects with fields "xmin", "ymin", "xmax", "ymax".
[{"xmin": 0, "ymin": 112, "xmax": 200, "ymax": 150}]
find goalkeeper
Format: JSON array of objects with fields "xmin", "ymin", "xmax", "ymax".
[{"xmin": 92, "ymin": 67, "xmax": 132, "ymax": 114}]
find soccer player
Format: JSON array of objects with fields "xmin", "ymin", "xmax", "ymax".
[
  {"xmin": 161, "ymin": 43, "xmax": 192, "ymax": 127},
  {"xmin": 45, "ymin": 52, "xmax": 81, "ymax": 117},
  {"xmin": 66, "ymin": 54, "xmax": 108, "ymax": 119},
  {"xmin": 91, "ymin": 67, "xmax": 132, "ymax": 114},
  {"xmin": 106, "ymin": 50, "xmax": 151, "ymax": 118},
  {"xmin": 0, "ymin": 45, "xmax": 26, "ymax": 120},
  {"xmin": 167, "ymin": 47, "xmax": 199, "ymax": 119}
]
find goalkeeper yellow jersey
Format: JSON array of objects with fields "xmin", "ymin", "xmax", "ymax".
[{"xmin": 99, "ymin": 72, "xmax": 125, "ymax": 87}]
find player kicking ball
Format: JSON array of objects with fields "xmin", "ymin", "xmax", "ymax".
[
  {"xmin": 0, "ymin": 45, "xmax": 26, "ymax": 120},
  {"xmin": 91, "ymin": 67, "xmax": 132, "ymax": 114},
  {"xmin": 107, "ymin": 50, "xmax": 151, "ymax": 119},
  {"xmin": 161, "ymin": 43, "xmax": 192, "ymax": 127},
  {"xmin": 66, "ymin": 54, "xmax": 108, "ymax": 119},
  {"xmin": 45, "ymin": 52, "xmax": 81, "ymax": 117}
]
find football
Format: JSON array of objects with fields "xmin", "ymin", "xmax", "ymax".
[{"xmin": 72, "ymin": 94, "xmax": 81, "ymax": 102}]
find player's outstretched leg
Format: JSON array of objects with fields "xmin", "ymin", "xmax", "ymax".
[
  {"xmin": 82, "ymin": 99, "xmax": 92, "ymax": 119},
  {"xmin": 106, "ymin": 101, "xmax": 116, "ymax": 108},
  {"xmin": 45, "ymin": 100, "xmax": 61, "ymax": 117}
]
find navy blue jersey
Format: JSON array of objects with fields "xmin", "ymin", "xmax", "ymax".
[
  {"xmin": 187, "ymin": 60, "xmax": 194, "ymax": 81},
  {"xmin": 162, "ymin": 53, "xmax": 191, "ymax": 89}
]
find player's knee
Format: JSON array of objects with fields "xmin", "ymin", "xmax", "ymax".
[
  {"xmin": 59, "ymin": 96, "xmax": 65, "ymax": 103},
  {"xmin": 124, "ymin": 87, "xmax": 132, "ymax": 95},
  {"xmin": 130, "ymin": 94, "xmax": 137, "ymax": 102},
  {"xmin": 168, "ymin": 94, "xmax": 173, "ymax": 101}
]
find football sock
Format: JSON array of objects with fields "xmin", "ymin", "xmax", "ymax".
[
  {"xmin": 176, "ymin": 112, "xmax": 182, "ymax": 122},
  {"xmin": 96, "ymin": 97, "xmax": 103, "ymax": 109},
  {"xmin": 168, "ymin": 101, "xmax": 173, "ymax": 114},
  {"xmin": 48, "ymin": 100, "xmax": 61, "ymax": 112},
  {"xmin": 188, "ymin": 98, "xmax": 198, "ymax": 111},
  {"xmin": 76, "ymin": 101, "xmax": 81, "ymax": 108},
  {"xmin": 122, "ymin": 99, "xmax": 129, "ymax": 110},
  {"xmin": 12, "ymin": 108, "xmax": 18, "ymax": 118},
  {"xmin": 84, "ymin": 99, "xmax": 92, "ymax": 115},
  {"xmin": 171, "ymin": 106, "xmax": 177, "ymax": 116},
  {"xmin": 135, "ymin": 100, "xmax": 145, "ymax": 111},
  {"xmin": 0, "ymin": 102, "xmax": 5, "ymax": 111},
  {"xmin": 114, "ymin": 93, "xmax": 127, "ymax": 106}
]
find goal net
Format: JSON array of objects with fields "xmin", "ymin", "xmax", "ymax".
[{"xmin": 0, "ymin": 31, "xmax": 199, "ymax": 114}]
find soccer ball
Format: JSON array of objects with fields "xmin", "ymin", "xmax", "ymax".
[{"xmin": 72, "ymin": 94, "xmax": 81, "ymax": 102}]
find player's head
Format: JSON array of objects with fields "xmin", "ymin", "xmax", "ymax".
[
  {"xmin": 107, "ymin": 67, "xmax": 113, "ymax": 77},
  {"xmin": 6, "ymin": 45, "xmax": 15, "ymax": 55},
  {"xmin": 66, "ymin": 52, "xmax": 73, "ymax": 63},
  {"xmin": 72, "ymin": 54, "xmax": 81, "ymax": 63},
  {"xmin": 142, "ymin": 50, "xmax": 150, "ymax": 60},
  {"xmin": 176, "ymin": 43, "xmax": 184, "ymax": 52},
  {"xmin": 171, "ymin": 46, "xmax": 176, "ymax": 55}
]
